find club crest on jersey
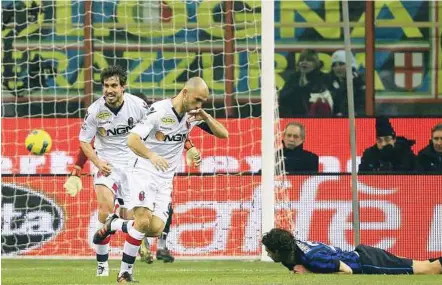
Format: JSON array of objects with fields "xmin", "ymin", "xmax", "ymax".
[
  {"xmin": 161, "ymin": 116, "xmax": 176, "ymax": 125},
  {"xmin": 128, "ymin": 117, "xmax": 134, "ymax": 127},
  {"xmin": 139, "ymin": 191, "xmax": 145, "ymax": 201},
  {"xmin": 98, "ymin": 127, "xmax": 107, "ymax": 136},
  {"xmin": 96, "ymin": 111, "xmax": 112, "ymax": 120},
  {"xmin": 155, "ymin": 131, "xmax": 166, "ymax": 141}
]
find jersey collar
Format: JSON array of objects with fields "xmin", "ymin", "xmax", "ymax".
[
  {"xmin": 169, "ymin": 99, "xmax": 184, "ymax": 122},
  {"xmin": 104, "ymin": 97, "xmax": 125, "ymax": 115}
]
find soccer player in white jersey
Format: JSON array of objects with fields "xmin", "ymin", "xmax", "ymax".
[
  {"xmin": 65, "ymin": 90, "xmax": 201, "ymax": 267},
  {"xmin": 78, "ymin": 65, "xmax": 149, "ymax": 277},
  {"xmin": 94, "ymin": 77, "xmax": 229, "ymax": 282}
]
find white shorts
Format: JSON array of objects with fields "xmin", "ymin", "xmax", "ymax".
[
  {"xmin": 124, "ymin": 168, "xmax": 172, "ymax": 223},
  {"xmin": 93, "ymin": 166, "xmax": 128, "ymax": 207}
]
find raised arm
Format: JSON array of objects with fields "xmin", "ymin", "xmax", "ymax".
[{"xmin": 188, "ymin": 108, "xmax": 229, "ymax": 139}]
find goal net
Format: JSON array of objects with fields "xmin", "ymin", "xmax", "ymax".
[
  {"xmin": 1, "ymin": 0, "xmax": 269, "ymax": 259},
  {"xmin": 3, "ymin": 1, "xmax": 441, "ymax": 262}
]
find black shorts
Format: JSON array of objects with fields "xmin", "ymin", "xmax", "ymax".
[{"xmin": 355, "ymin": 244, "xmax": 413, "ymax": 274}]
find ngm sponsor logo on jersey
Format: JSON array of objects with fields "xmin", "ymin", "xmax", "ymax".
[
  {"xmin": 155, "ymin": 131, "xmax": 187, "ymax": 142},
  {"xmin": 1, "ymin": 184, "xmax": 64, "ymax": 255},
  {"xmin": 98, "ymin": 126, "xmax": 135, "ymax": 136},
  {"xmin": 98, "ymin": 117, "xmax": 135, "ymax": 136}
]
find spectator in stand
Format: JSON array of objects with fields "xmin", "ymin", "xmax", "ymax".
[
  {"xmin": 278, "ymin": 49, "xmax": 332, "ymax": 117},
  {"xmin": 278, "ymin": 122, "xmax": 319, "ymax": 173},
  {"xmin": 358, "ymin": 117, "xmax": 417, "ymax": 173},
  {"xmin": 326, "ymin": 50, "xmax": 365, "ymax": 117},
  {"xmin": 416, "ymin": 123, "xmax": 442, "ymax": 173}
]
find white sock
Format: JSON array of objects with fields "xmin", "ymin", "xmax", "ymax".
[
  {"xmin": 119, "ymin": 227, "xmax": 144, "ymax": 277},
  {"xmin": 110, "ymin": 218, "xmax": 124, "ymax": 232}
]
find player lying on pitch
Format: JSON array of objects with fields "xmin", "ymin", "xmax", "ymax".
[{"xmin": 262, "ymin": 228, "xmax": 442, "ymax": 275}]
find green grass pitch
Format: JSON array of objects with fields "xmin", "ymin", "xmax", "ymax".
[{"xmin": 2, "ymin": 259, "xmax": 441, "ymax": 285}]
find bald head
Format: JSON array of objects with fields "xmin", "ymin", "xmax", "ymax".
[
  {"xmin": 184, "ymin": 77, "xmax": 209, "ymax": 95},
  {"xmin": 181, "ymin": 77, "xmax": 209, "ymax": 112}
]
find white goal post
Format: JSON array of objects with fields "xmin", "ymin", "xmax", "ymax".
[{"xmin": 260, "ymin": 0, "xmax": 276, "ymax": 261}]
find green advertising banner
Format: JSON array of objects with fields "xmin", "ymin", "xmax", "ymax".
[{"xmin": 1, "ymin": 0, "xmax": 440, "ymax": 99}]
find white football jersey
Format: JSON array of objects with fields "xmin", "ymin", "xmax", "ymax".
[
  {"xmin": 129, "ymin": 99, "xmax": 202, "ymax": 179},
  {"xmin": 79, "ymin": 93, "xmax": 148, "ymax": 167}
]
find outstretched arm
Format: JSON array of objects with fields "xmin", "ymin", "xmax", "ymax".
[{"xmin": 294, "ymin": 261, "xmax": 352, "ymax": 274}]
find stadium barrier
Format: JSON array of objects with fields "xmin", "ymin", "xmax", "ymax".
[
  {"xmin": 2, "ymin": 174, "xmax": 441, "ymax": 259},
  {"xmin": 2, "ymin": 118, "xmax": 441, "ymax": 174}
]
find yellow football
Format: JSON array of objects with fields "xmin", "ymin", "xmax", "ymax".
[{"xmin": 25, "ymin": 129, "xmax": 52, "ymax": 155}]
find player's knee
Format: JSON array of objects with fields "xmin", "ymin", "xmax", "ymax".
[
  {"xmin": 149, "ymin": 219, "xmax": 165, "ymax": 237},
  {"xmin": 98, "ymin": 202, "xmax": 113, "ymax": 214},
  {"xmin": 148, "ymin": 227, "xmax": 163, "ymax": 237},
  {"xmin": 133, "ymin": 207, "xmax": 152, "ymax": 226},
  {"xmin": 119, "ymin": 208, "xmax": 132, "ymax": 220},
  {"xmin": 97, "ymin": 205, "xmax": 113, "ymax": 223},
  {"xmin": 136, "ymin": 219, "xmax": 151, "ymax": 234}
]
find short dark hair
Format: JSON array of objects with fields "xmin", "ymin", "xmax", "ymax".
[
  {"xmin": 431, "ymin": 123, "xmax": 442, "ymax": 136},
  {"xmin": 100, "ymin": 65, "xmax": 127, "ymax": 86},
  {"xmin": 262, "ymin": 228, "xmax": 295, "ymax": 253}
]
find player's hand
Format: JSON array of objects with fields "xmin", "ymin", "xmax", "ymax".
[
  {"xmin": 188, "ymin": 108, "xmax": 209, "ymax": 122},
  {"xmin": 96, "ymin": 160, "xmax": 112, "ymax": 176},
  {"xmin": 293, "ymin": 265, "xmax": 310, "ymax": 274},
  {"xmin": 63, "ymin": 167, "xmax": 83, "ymax": 197},
  {"xmin": 186, "ymin": 146, "xmax": 201, "ymax": 167},
  {"xmin": 150, "ymin": 153, "xmax": 169, "ymax": 172}
]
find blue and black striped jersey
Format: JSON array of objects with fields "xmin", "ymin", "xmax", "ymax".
[{"xmin": 294, "ymin": 240, "xmax": 362, "ymax": 273}]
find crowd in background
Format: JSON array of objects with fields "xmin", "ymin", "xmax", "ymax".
[
  {"xmin": 277, "ymin": 118, "xmax": 442, "ymax": 174},
  {"xmin": 275, "ymin": 48, "xmax": 441, "ymax": 174},
  {"xmin": 278, "ymin": 49, "xmax": 365, "ymax": 118}
]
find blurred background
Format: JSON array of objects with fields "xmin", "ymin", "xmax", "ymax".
[{"xmin": 2, "ymin": 0, "xmax": 442, "ymax": 117}]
